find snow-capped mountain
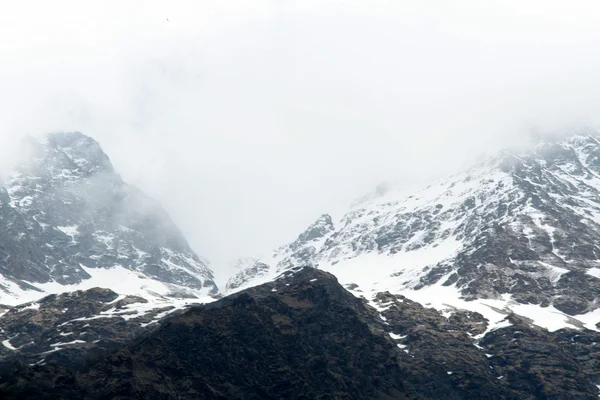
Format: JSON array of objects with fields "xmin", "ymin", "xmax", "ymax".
[
  {"xmin": 227, "ymin": 133, "xmax": 600, "ymax": 333},
  {"xmin": 0, "ymin": 132, "xmax": 217, "ymax": 305},
  {"xmin": 3, "ymin": 132, "xmax": 600, "ymax": 398}
]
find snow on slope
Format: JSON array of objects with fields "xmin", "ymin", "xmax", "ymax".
[
  {"xmin": 0, "ymin": 265, "xmax": 213, "ymax": 307},
  {"xmin": 226, "ymin": 134, "xmax": 600, "ymax": 333}
]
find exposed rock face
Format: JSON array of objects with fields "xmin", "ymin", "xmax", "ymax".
[
  {"xmin": 372, "ymin": 292, "xmax": 504, "ymax": 397},
  {"xmin": 553, "ymin": 328, "xmax": 600, "ymax": 384},
  {"xmin": 0, "ymin": 132, "xmax": 217, "ymax": 301},
  {"xmin": 0, "ymin": 268, "xmax": 598, "ymax": 399},
  {"xmin": 373, "ymin": 292, "xmax": 599, "ymax": 399},
  {"xmin": 480, "ymin": 315, "xmax": 599, "ymax": 399}
]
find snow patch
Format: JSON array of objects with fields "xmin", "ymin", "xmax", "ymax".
[
  {"xmin": 2, "ymin": 340, "xmax": 16, "ymax": 350},
  {"xmin": 57, "ymin": 225, "xmax": 79, "ymax": 241}
]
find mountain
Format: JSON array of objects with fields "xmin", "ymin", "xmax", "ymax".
[
  {"xmin": 227, "ymin": 133, "xmax": 600, "ymax": 333},
  {"xmin": 0, "ymin": 132, "xmax": 217, "ymax": 305},
  {"xmin": 1, "ymin": 267, "xmax": 598, "ymax": 399},
  {"xmin": 4, "ymin": 131, "xmax": 600, "ymax": 398}
]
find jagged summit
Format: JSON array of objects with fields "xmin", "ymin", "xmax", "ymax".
[
  {"xmin": 40, "ymin": 131, "xmax": 115, "ymax": 175},
  {"xmin": 0, "ymin": 132, "xmax": 217, "ymax": 305},
  {"xmin": 226, "ymin": 133, "xmax": 600, "ymax": 332},
  {"xmin": 293, "ymin": 214, "xmax": 334, "ymax": 246}
]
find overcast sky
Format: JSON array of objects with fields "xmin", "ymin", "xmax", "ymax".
[{"xmin": 2, "ymin": 1, "xmax": 600, "ymax": 284}]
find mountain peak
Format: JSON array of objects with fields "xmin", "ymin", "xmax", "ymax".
[
  {"xmin": 44, "ymin": 131, "xmax": 113, "ymax": 171},
  {"xmin": 22, "ymin": 132, "xmax": 115, "ymax": 182},
  {"xmin": 0, "ymin": 132, "xmax": 218, "ymax": 305},
  {"xmin": 294, "ymin": 214, "xmax": 334, "ymax": 245}
]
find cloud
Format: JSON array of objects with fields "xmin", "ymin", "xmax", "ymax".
[{"xmin": 2, "ymin": 1, "xmax": 600, "ymax": 284}]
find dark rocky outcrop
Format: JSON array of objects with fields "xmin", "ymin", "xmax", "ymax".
[
  {"xmin": 373, "ymin": 292, "xmax": 598, "ymax": 399},
  {"xmin": 0, "ymin": 268, "xmax": 598, "ymax": 399},
  {"xmin": 481, "ymin": 315, "xmax": 599, "ymax": 399},
  {"xmin": 0, "ymin": 288, "xmax": 185, "ymax": 368}
]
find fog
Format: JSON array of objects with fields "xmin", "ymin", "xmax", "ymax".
[{"xmin": 2, "ymin": 1, "xmax": 600, "ymax": 283}]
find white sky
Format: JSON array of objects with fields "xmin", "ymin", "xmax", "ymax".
[{"xmin": 2, "ymin": 1, "xmax": 600, "ymax": 283}]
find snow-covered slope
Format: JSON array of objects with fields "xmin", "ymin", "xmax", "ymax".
[
  {"xmin": 227, "ymin": 133, "xmax": 600, "ymax": 333},
  {"xmin": 0, "ymin": 132, "xmax": 217, "ymax": 305}
]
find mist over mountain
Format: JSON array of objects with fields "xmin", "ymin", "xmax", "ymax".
[
  {"xmin": 0, "ymin": 132, "xmax": 217, "ymax": 305},
  {"xmin": 228, "ymin": 132, "xmax": 600, "ymax": 330},
  {"xmin": 1, "ymin": 131, "xmax": 600, "ymax": 398},
  {"xmin": 4, "ymin": 1, "xmax": 600, "ymax": 398},
  {"xmin": 5, "ymin": 1, "xmax": 600, "ymax": 272}
]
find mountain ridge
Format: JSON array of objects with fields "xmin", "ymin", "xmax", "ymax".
[{"xmin": 226, "ymin": 133, "xmax": 600, "ymax": 333}]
